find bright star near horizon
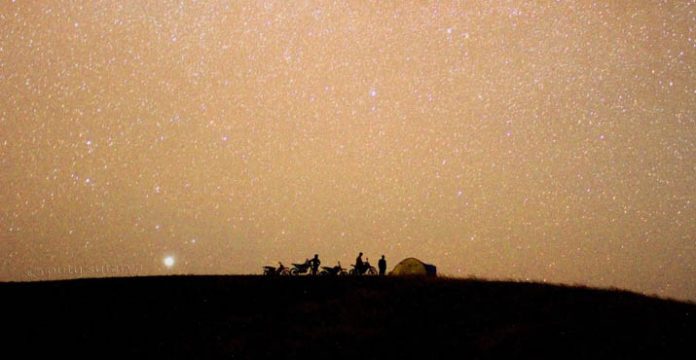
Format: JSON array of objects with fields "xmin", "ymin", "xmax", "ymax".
[{"xmin": 163, "ymin": 256, "xmax": 175, "ymax": 268}]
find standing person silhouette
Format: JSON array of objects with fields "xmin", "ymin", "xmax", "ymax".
[
  {"xmin": 310, "ymin": 254, "xmax": 320, "ymax": 275},
  {"xmin": 355, "ymin": 252, "xmax": 364, "ymax": 275},
  {"xmin": 378, "ymin": 255, "xmax": 387, "ymax": 276}
]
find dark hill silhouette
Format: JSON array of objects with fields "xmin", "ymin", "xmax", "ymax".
[{"xmin": 2, "ymin": 276, "xmax": 694, "ymax": 359}]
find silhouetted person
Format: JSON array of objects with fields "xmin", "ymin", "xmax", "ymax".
[
  {"xmin": 355, "ymin": 252, "xmax": 364, "ymax": 275},
  {"xmin": 310, "ymin": 254, "xmax": 320, "ymax": 275},
  {"xmin": 378, "ymin": 255, "xmax": 386, "ymax": 276}
]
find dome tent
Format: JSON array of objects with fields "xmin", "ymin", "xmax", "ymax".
[{"xmin": 390, "ymin": 257, "xmax": 437, "ymax": 276}]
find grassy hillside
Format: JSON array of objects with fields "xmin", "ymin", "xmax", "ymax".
[{"xmin": 2, "ymin": 276, "xmax": 694, "ymax": 359}]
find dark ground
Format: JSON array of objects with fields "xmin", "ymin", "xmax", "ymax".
[{"xmin": 2, "ymin": 275, "xmax": 694, "ymax": 359}]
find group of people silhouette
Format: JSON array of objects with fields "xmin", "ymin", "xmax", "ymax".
[{"xmin": 266, "ymin": 253, "xmax": 387, "ymax": 276}]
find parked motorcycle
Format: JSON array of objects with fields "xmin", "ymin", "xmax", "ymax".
[
  {"xmin": 349, "ymin": 260, "xmax": 377, "ymax": 276},
  {"xmin": 319, "ymin": 263, "xmax": 347, "ymax": 276},
  {"xmin": 263, "ymin": 263, "xmax": 290, "ymax": 276},
  {"xmin": 290, "ymin": 259, "xmax": 312, "ymax": 276}
]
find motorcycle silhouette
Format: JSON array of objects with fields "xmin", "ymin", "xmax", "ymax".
[
  {"xmin": 290, "ymin": 259, "xmax": 312, "ymax": 276},
  {"xmin": 348, "ymin": 259, "xmax": 378, "ymax": 276},
  {"xmin": 263, "ymin": 262, "xmax": 290, "ymax": 276},
  {"xmin": 319, "ymin": 263, "xmax": 347, "ymax": 276}
]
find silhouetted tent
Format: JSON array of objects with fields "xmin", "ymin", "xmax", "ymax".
[{"xmin": 390, "ymin": 258, "xmax": 437, "ymax": 276}]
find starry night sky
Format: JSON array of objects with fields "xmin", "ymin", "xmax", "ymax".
[{"xmin": 1, "ymin": 1, "xmax": 695, "ymax": 300}]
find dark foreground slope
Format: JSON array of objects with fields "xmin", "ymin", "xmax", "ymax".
[{"xmin": 2, "ymin": 276, "xmax": 694, "ymax": 359}]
